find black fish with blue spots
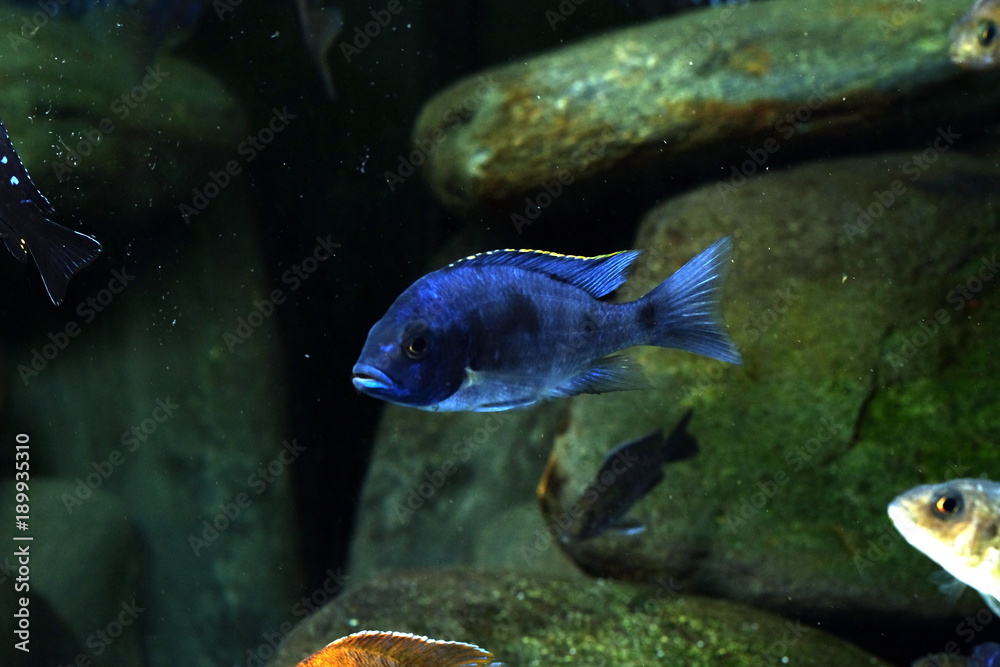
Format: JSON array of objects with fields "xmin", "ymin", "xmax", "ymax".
[
  {"xmin": 0, "ymin": 119, "xmax": 101, "ymax": 305},
  {"xmin": 352, "ymin": 237, "xmax": 742, "ymax": 412}
]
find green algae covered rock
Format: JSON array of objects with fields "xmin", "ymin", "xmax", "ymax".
[
  {"xmin": 412, "ymin": 0, "xmax": 1000, "ymax": 216},
  {"xmin": 541, "ymin": 147, "xmax": 1000, "ymax": 617},
  {"xmin": 0, "ymin": 9, "xmax": 246, "ymax": 221},
  {"xmin": 268, "ymin": 569, "xmax": 889, "ymax": 667},
  {"xmin": 350, "ymin": 146, "xmax": 1000, "ymax": 625}
]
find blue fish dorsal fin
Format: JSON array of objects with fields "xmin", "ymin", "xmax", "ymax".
[{"xmin": 446, "ymin": 248, "xmax": 642, "ymax": 298}]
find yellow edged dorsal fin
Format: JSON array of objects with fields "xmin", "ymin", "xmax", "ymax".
[
  {"xmin": 445, "ymin": 248, "xmax": 641, "ymax": 298},
  {"xmin": 296, "ymin": 630, "xmax": 500, "ymax": 667}
]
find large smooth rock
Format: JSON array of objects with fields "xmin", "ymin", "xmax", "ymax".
[
  {"xmin": 6, "ymin": 182, "xmax": 303, "ymax": 667},
  {"xmin": 413, "ymin": 0, "xmax": 1000, "ymax": 216},
  {"xmin": 350, "ymin": 146, "xmax": 1000, "ymax": 627},
  {"xmin": 0, "ymin": 479, "xmax": 145, "ymax": 667},
  {"xmin": 268, "ymin": 569, "xmax": 889, "ymax": 667}
]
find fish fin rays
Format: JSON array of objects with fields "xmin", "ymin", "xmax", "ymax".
[
  {"xmin": 548, "ymin": 355, "xmax": 650, "ymax": 398},
  {"xmin": 640, "ymin": 236, "xmax": 742, "ymax": 364},
  {"xmin": 447, "ymin": 248, "xmax": 642, "ymax": 298},
  {"xmin": 296, "ymin": 630, "xmax": 499, "ymax": 667},
  {"xmin": 982, "ymin": 593, "xmax": 1000, "ymax": 618},
  {"xmin": 21, "ymin": 213, "xmax": 102, "ymax": 305},
  {"xmin": 607, "ymin": 519, "xmax": 647, "ymax": 537}
]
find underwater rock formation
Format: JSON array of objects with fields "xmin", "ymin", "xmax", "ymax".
[
  {"xmin": 7, "ymin": 185, "xmax": 302, "ymax": 667},
  {"xmin": 350, "ymin": 147, "xmax": 1000, "ymax": 627},
  {"xmin": 0, "ymin": 480, "xmax": 146, "ymax": 667},
  {"xmin": 267, "ymin": 569, "xmax": 889, "ymax": 666},
  {"xmin": 412, "ymin": 0, "xmax": 1000, "ymax": 217},
  {"xmin": 0, "ymin": 9, "xmax": 246, "ymax": 221}
]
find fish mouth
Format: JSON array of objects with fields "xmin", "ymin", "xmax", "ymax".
[{"xmin": 351, "ymin": 364, "xmax": 395, "ymax": 395}]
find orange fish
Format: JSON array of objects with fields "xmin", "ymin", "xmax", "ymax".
[{"xmin": 295, "ymin": 630, "xmax": 503, "ymax": 667}]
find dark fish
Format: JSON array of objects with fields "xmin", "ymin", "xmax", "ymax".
[
  {"xmin": 951, "ymin": 0, "xmax": 1000, "ymax": 69},
  {"xmin": 352, "ymin": 237, "xmax": 742, "ymax": 412},
  {"xmin": 913, "ymin": 642, "xmax": 1000, "ymax": 667},
  {"xmin": 295, "ymin": 630, "xmax": 503, "ymax": 667},
  {"xmin": 295, "ymin": 0, "xmax": 343, "ymax": 99},
  {"xmin": 570, "ymin": 410, "xmax": 698, "ymax": 540},
  {"xmin": 0, "ymin": 119, "xmax": 101, "ymax": 305}
]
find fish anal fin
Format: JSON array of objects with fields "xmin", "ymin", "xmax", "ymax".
[
  {"xmin": 548, "ymin": 355, "xmax": 650, "ymax": 398},
  {"xmin": 297, "ymin": 630, "xmax": 498, "ymax": 667}
]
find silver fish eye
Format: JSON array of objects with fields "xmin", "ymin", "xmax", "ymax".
[
  {"xmin": 978, "ymin": 19, "xmax": 998, "ymax": 47},
  {"xmin": 933, "ymin": 492, "xmax": 963, "ymax": 518}
]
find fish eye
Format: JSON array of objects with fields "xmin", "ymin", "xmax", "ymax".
[
  {"xmin": 933, "ymin": 493, "xmax": 963, "ymax": 517},
  {"xmin": 403, "ymin": 334, "xmax": 432, "ymax": 360},
  {"xmin": 978, "ymin": 19, "xmax": 998, "ymax": 47}
]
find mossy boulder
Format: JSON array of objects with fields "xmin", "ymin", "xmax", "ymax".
[
  {"xmin": 350, "ymin": 147, "xmax": 1000, "ymax": 628},
  {"xmin": 268, "ymin": 569, "xmax": 889, "ymax": 667}
]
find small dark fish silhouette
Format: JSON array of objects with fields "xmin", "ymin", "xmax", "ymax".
[
  {"xmin": 0, "ymin": 119, "xmax": 101, "ymax": 305},
  {"xmin": 295, "ymin": 630, "xmax": 503, "ymax": 667},
  {"xmin": 570, "ymin": 409, "xmax": 699, "ymax": 540}
]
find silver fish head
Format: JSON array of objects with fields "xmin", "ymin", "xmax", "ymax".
[
  {"xmin": 950, "ymin": 1, "xmax": 1000, "ymax": 70},
  {"xmin": 352, "ymin": 278, "xmax": 469, "ymax": 409},
  {"xmin": 888, "ymin": 478, "xmax": 1000, "ymax": 599}
]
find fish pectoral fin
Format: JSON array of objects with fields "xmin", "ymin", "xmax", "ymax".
[
  {"xmin": 930, "ymin": 569, "xmax": 966, "ymax": 602},
  {"xmin": 981, "ymin": 592, "xmax": 1000, "ymax": 618},
  {"xmin": 608, "ymin": 519, "xmax": 646, "ymax": 537},
  {"xmin": 548, "ymin": 356, "xmax": 650, "ymax": 398}
]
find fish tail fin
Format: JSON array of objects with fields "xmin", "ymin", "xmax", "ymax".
[
  {"xmin": 23, "ymin": 214, "xmax": 102, "ymax": 306},
  {"xmin": 638, "ymin": 236, "xmax": 742, "ymax": 364},
  {"xmin": 663, "ymin": 409, "xmax": 699, "ymax": 463}
]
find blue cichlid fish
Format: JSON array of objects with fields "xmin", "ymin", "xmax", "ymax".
[
  {"xmin": 352, "ymin": 237, "xmax": 742, "ymax": 412},
  {"xmin": 0, "ymin": 119, "xmax": 101, "ymax": 305}
]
